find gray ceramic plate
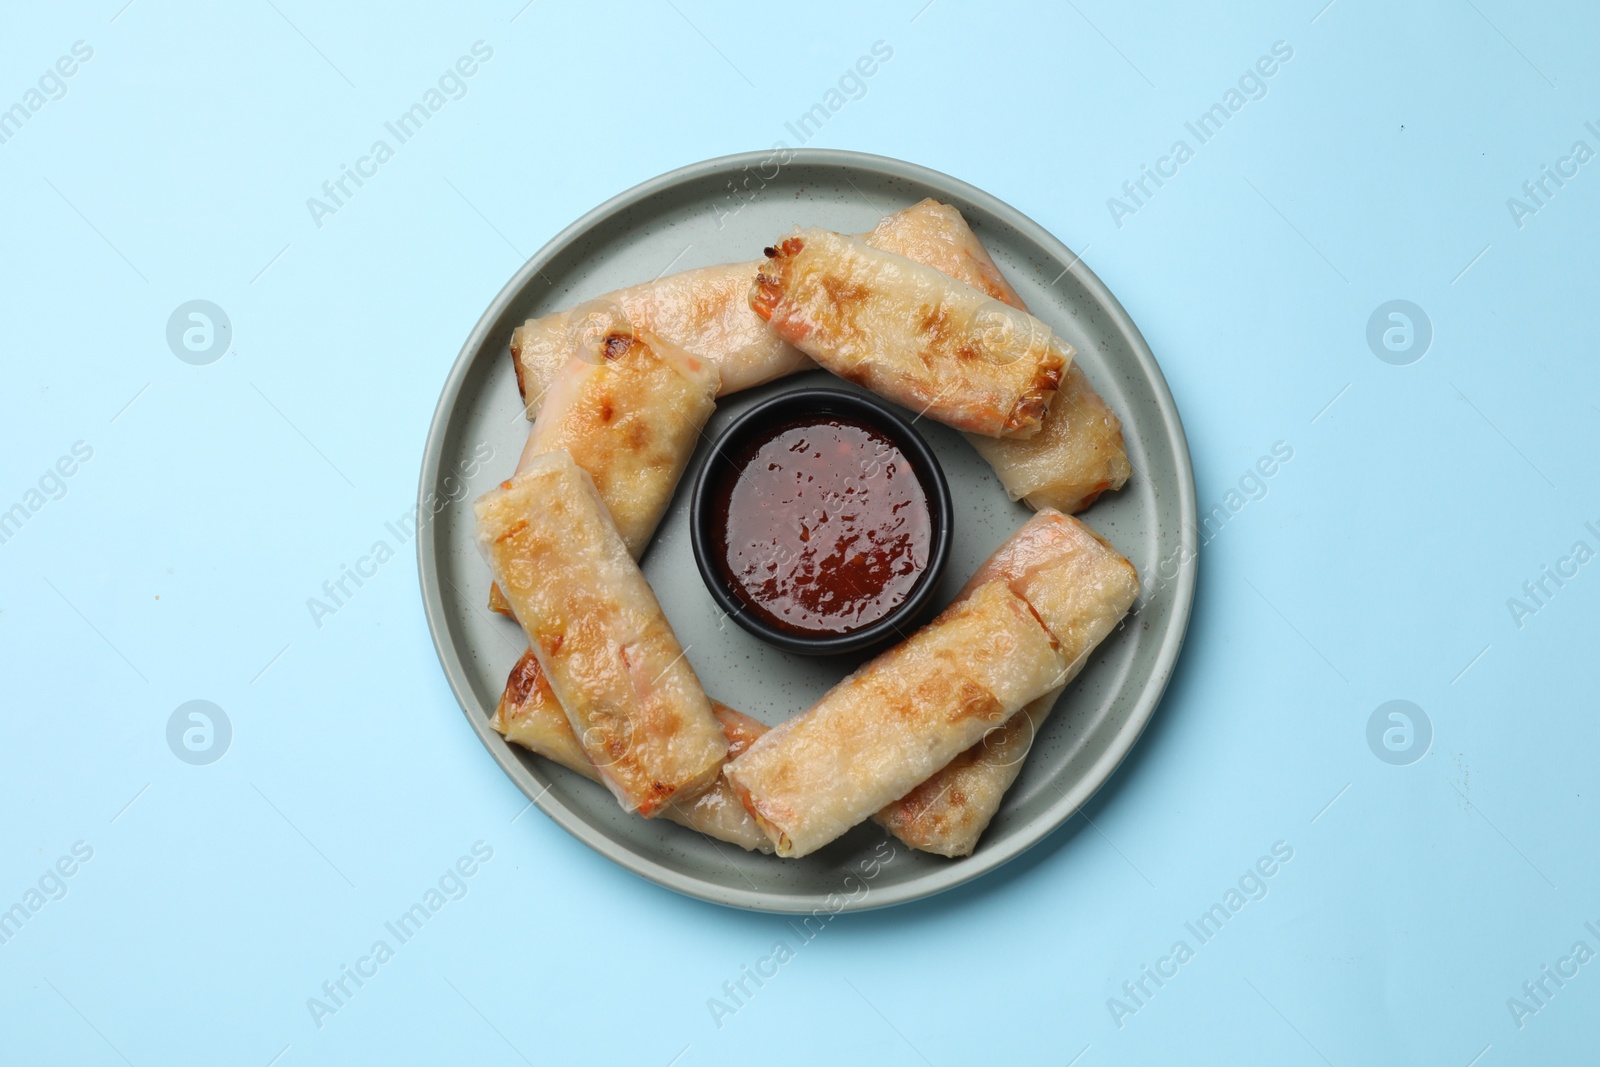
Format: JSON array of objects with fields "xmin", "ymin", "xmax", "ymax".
[{"xmin": 418, "ymin": 150, "xmax": 1196, "ymax": 913}]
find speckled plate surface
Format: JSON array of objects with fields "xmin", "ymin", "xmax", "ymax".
[{"xmin": 418, "ymin": 150, "xmax": 1196, "ymax": 913}]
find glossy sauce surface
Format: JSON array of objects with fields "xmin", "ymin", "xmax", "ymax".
[{"xmin": 712, "ymin": 414, "xmax": 931, "ymax": 636}]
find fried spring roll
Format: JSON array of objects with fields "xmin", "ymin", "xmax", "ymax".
[
  {"xmin": 961, "ymin": 509, "xmax": 1141, "ymax": 654},
  {"xmin": 521, "ymin": 330, "xmax": 718, "ymax": 554},
  {"xmin": 864, "ymin": 198, "xmax": 1027, "ymax": 308},
  {"xmin": 872, "ymin": 200, "xmax": 1129, "ymax": 511},
  {"xmin": 493, "ymin": 198, "xmax": 1040, "ymax": 610},
  {"xmin": 724, "ymin": 580, "xmax": 1070, "ymax": 858},
  {"xmin": 965, "ymin": 363, "xmax": 1131, "ymax": 513},
  {"xmin": 488, "ymin": 329, "xmax": 719, "ymax": 615},
  {"xmin": 750, "ymin": 229, "xmax": 1069, "ymax": 438},
  {"xmin": 875, "ymin": 510, "xmax": 1139, "ymax": 856},
  {"xmin": 510, "ymin": 200, "xmax": 1050, "ymax": 416},
  {"xmin": 874, "ymin": 687, "xmax": 1062, "ymax": 857},
  {"xmin": 492, "ymin": 651, "xmax": 772, "ymax": 852},
  {"xmin": 665, "ymin": 706, "xmax": 773, "ymax": 853},
  {"xmin": 511, "ymin": 263, "xmax": 811, "ymax": 413},
  {"xmin": 474, "ymin": 450, "xmax": 727, "ymax": 815}
]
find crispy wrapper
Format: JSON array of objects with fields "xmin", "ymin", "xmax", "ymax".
[
  {"xmin": 965, "ymin": 363, "xmax": 1131, "ymax": 513},
  {"xmin": 864, "ymin": 198, "xmax": 1027, "ymax": 308},
  {"xmin": 488, "ymin": 330, "xmax": 717, "ymax": 614},
  {"xmin": 492, "ymin": 651, "xmax": 772, "ymax": 852},
  {"xmin": 511, "ymin": 262, "xmax": 811, "ymax": 414},
  {"xmin": 723, "ymin": 580, "xmax": 1069, "ymax": 858},
  {"xmin": 872, "ymin": 199, "xmax": 1129, "ymax": 513},
  {"xmin": 521, "ymin": 331, "xmax": 717, "ymax": 554},
  {"xmin": 473, "ymin": 451, "xmax": 726, "ymax": 816},
  {"xmin": 875, "ymin": 510, "xmax": 1139, "ymax": 856},
  {"xmin": 511, "ymin": 199, "xmax": 1058, "ymax": 416},
  {"xmin": 873, "ymin": 686, "xmax": 1063, "ymax": 858},
  {"xmin": 750, "ymin": 228, "xmax": 1068, "ymax": 438}
]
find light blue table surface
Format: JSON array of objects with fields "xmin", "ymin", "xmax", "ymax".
[{"xmin": 3, "ymin": 1, "xmax": 1596, "ymax": 1063}]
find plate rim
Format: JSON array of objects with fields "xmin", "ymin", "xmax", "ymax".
[{"xmin": 417, "ymin": 148, "xmax": 1198, "ymax": 913}]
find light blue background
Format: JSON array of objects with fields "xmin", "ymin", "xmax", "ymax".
[{"xmin": 2, "ymin": 1, "xmax": 1596, "ymax": 1063}]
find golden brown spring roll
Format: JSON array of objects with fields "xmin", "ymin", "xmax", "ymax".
[
  {"xmin": 511, "ymin": 263, "xmax": 811, "ymax": 413},
  {"xmin": 474, "ymin": 450, "xmax": 726, "ymax": 816},
  {"xmin": 723, "ymin": 580, "xmax": 1070, "ymax": 858},
  {"xmin": 872, "ymin": 200, "xmax": 1130, "ymax": 512},
  {"xmin": 493, "ymin": 649, "xmax": 590, "ymax": 771},
  {"xmin": 496, "ymin": 199, "xmax": 1123, "ymax": 624},
  {"xmin": 864, "ymin": 198, "xmax": 1027, "ymax": 308},
  {"xmin": 965, "ymin": 363, "xmax": 1130, "ymax": 513},
  {"xmin": 875, "ymin": 687, "xmax": 1061, "ymax": 858},
  {"xmin": 492, "ymin": 651, "xmax": 772, "ymax": 852},
  {"xmin": 666, "ymin": 706, "xmax": 773, "ymax": 853},
  {"xmin": 494, "ymin": 201, "xmax": 1042, "ymax": 611},
  {"xmin": 492, "ymin": 206, "xmax": 1125, "ymax": 625},
  {"xmin": 749, "ymin": 229, "xmax": 1069, "ymax": 438},
  {"xmin": 487, "ymin": 329, "xmax": 718, "ymax": 615},
  {"xmin": 876, "ymin": 510, "xmax": 1140, "ymax": 856},
  {"xmin": 512, "ymin": 200, "xmax": 1051, "ymax": 416},
  {"xmin": 522, "ymin": 331, "xmax": 717, "ymax": 554}
]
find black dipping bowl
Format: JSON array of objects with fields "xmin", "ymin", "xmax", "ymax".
[{"xmin": 689, "ymin": 387, "xmax": 953, "ymax": 656}]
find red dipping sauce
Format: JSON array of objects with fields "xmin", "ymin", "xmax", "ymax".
[{"xmin": 711, "ymin": 415, "xmax": 932, "ymax": 636}]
